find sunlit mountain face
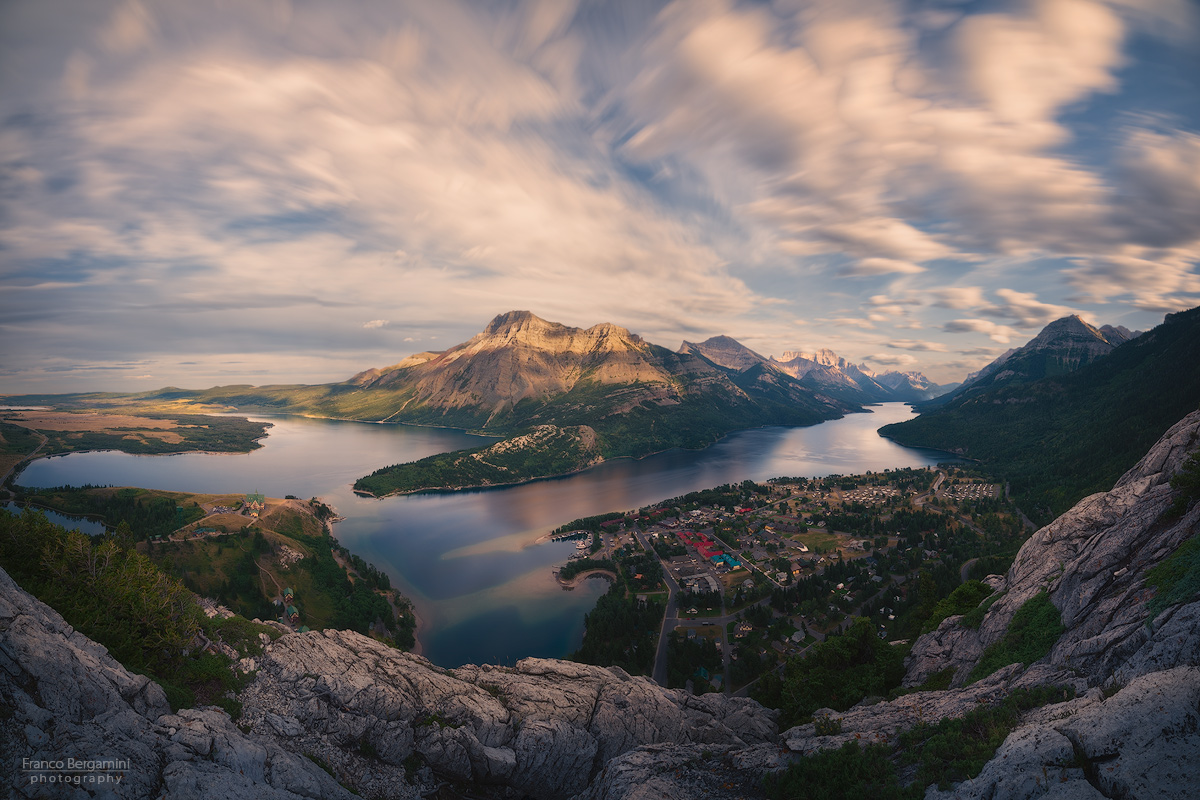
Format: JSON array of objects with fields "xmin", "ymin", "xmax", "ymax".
[{"xmin": 1, "ymin": 0, "xmax": 1197, "ymax": 396}]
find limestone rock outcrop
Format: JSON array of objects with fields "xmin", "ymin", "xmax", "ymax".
[
  {"xmin": 0, "ymin": 566, "xmax": 364, "ymax": 800},
  {"xmin": 922, "ymin": 666, "xmax": 1200, "ymax": 800},
  {"xmin": 239, "ymin": 631, "xmax": 778, "ymax": 799}
]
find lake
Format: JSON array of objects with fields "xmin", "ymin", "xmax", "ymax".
[{"xmin": 15, "ymin": 403, "xmax": 955, "ymax": 667}]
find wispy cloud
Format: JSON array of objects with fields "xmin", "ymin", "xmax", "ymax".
[{"xmin": 0, "ymin": 0, "xmax": 1196, "ymax": 391}]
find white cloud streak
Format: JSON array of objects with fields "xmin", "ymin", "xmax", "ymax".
[{"xmin": 0, "ymin": 0, "xmax": 1196, "ymax": 391}]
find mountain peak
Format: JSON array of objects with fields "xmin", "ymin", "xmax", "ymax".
[
  {"xmin": 678, "ymin": 336, "xmax": 768, "ymax": 371},
  {"xmin": 483, "ymin": 310, "xmax": 549, "ymax": 336},
  {"xmin": 937, "ymin": 314, "xmax": 1135, "ymax": 405},
  {"xmin": 779, "ymin": 348, "xmax": 843, "ymax": 368},
  {"xmin": 1018, "ymin": 315, "xmax": 1127, "ymax": 355}
]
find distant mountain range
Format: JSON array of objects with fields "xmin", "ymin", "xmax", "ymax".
[
  {"xmin": 678, "ymin": 336, "xmax": 955, "ymax": 403},
  {"xmin": 881, "ymin": 306, "xmax": 1200, "ymax": 522},
  {"xmin": 338, "ymin": 310, "xmax": 860, "ymax": 450}
]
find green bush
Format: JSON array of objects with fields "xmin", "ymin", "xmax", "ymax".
[
  {"xmin": 1145, "ymin": 532, "xmax": 1200, "ymax": 619},
  {"xmin": 961, "ymin": 592, "xmax": 1003, "ymax": 629},
  {"xmin": 764, "ymin": 741, "xmax": 908, "ymax": 800},
  {"xmin": 1166, "ymin": 451, "xmax": 1200, "ymax": 519},
  {"xmin": 900, "ymin": 685, "xmax": 1074, "ymax": 789},
  {"xmin": 752, "ymin": 618, "xmax": 906, "ymax": 728},
  {"xmin": 0, "ymin": 508, "xmax": 202, "ymax": 673},
  {"xmin": 968, "ymin": 591, "xmax": 1064, "ymax": 682},
  {"xmin": 921, "ymin": 581, "xmax": 994, "ymax": 633},
  {"xmin": 765, "ymin": 686, "xmax": 1074, "ymax": 799}
]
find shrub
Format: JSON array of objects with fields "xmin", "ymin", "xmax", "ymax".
[
  {"xmin": 814, "ymin": 715, "xmax": 843, "ymax": 736},
  {"xmin": 961, "ymin": 592, "xmax": 1003, "ymax": 629},
  {"xmin": 764, "ymin": 741, "xmax": 907, "ymax": 800},
  {"xmin": 1144, "ymin": 532, "xmax": 1200, "ymax": 619},
  {"xmin": 900, "ymin": 685, "xmax": 1074, "ymax": 789},
  {"xmin": 968, "ymin": 591, "xmax": 1064, "ymax": 683},
  {"xmin": 921, "ymin": 581, "xmax": 994, "ymax": 634},
  {"xmin": 1165, "ymin": 451, "xmax": 1200, "ymax": 519}
]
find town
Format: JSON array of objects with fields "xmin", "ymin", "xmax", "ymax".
[{"xmin": 552, "ymin": 465, "xmax": 1026, "ymax": 699}]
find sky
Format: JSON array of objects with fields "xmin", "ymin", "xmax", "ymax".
[{"xmin": 1, "ymin": 0, "xmax": 1198, "ymax": 393}]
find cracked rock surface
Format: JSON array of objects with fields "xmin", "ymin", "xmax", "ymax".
[
  {"xmin": 0, "ymin": 566, "xmax": 362, "ymax": 800},
  {"xmin": 240, "ymin": 631, "xmax": 779, "ymax": 799}
]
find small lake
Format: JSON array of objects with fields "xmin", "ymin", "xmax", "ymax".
[
  {"xmin": 3, "ymin": 502, "xmax": 107, "ymax": 536},
  {"xmin": 15, "ymin": 403, "xmax": 955, "ymax": 667}
]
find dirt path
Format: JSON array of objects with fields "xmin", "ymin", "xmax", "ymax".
[{"xmin": 256, "ymin": 557, "xmax": 284, "ymax": 597}]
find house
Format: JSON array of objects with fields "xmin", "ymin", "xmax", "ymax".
[
  {"xmin": 283, "ymin": 587, "xmax": 294, "ymax": 603},
  {"xmin": 286, "ymin": 605, "xmax": 300, "ymax": 624},
  {"xmin": 245, "ymin": 491, "xmax": 266, "ymax": 517}
]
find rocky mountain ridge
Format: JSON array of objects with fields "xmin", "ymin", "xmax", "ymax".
[
  {"xmin": 178, "ymin": 311, "xmax": 858, "ymax": 448},
  {"xmin": 353, "ymin": 311, "xmax": 677, "ymax": 418},
  {"xmin": 932, "ymin": 314, "xmax": 1139, "ymax": 407},
  {"xmin": 880, "ymin": 305, "xmax": 1200, "ymax": 521},
  {"xmin": 3, "ymin": 412, "xmax": 1198, "ymax": 799}
]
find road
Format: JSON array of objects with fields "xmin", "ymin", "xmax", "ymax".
[
  {"xmin": 633, "ymin": 523, "xmax": 740, "ymax": 691},
  {"xmin": 960, "ymin": 557, "xmax": 980, "ymax": 583},
  {"xmin": 625, "ymin": 524, "xmax": 680, "ymax": 686}
]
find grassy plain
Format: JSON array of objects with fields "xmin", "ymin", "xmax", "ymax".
[{"xmin": 1, "ymin": 408, "xmax": 269, "ymax": 456}]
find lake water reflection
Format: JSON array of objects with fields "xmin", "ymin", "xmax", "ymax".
[{"xmin": 16, "ymin": 403, "xmax": 955, "ymax": 667}]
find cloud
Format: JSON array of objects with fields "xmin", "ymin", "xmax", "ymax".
[
  {"xmin": 887, "ymin": 340, "xmax": 948, "ymax": 352},
  {"xmin": 839, "ymin": 258, "xmax": 925, "ymax": 277},
  {"xmin": 618, "ymin": 0, "xmax": 1198, "ymax": 312},
  {"xmin": 0, "ymin": 0, "xmax": 1195, "ymax": 392},
  {"xmin": 866, "ymin": 353, "xmax": 918, "ymax": 367},
  {"xmin": 943, "ymin": 318, "xmax": 1020, "ymax": 343},
  {"xmin": 868, "ymin": 294, "xmax": 920, "ymax": 307},
  {"xmin": 99, "ymin": 0, "xmax": 157, "ymax": 55},
  {"xmin": 0, "ymin": 0, "xmax": 770, "ymax": 387},
  {"xmin": 930, "ymin": 286, "xmax": 1082, "ymax": 328},
  {"xmin": 1065, "ymin": 249, "xmax": 1200, "ymax": 310},
  {"xmin": 953, "ymin": 0, "xmax": 1124, "ymax": 125},
  {"xmin": 981, "ymin": 288, "xmax": 1080, "ymax": 327},
  {"xmin": 1111, "ymin": 129, "xmax": 1200, "ymax": 248},
  {"xmin": 826, "ymin": 317, "xmax": 876, "ymax": 330},
  {"xmin": 932, "ymin": 286, "xmax": 988, "ymax": 310}
]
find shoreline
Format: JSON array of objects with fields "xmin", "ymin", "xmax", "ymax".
[
  {"xmin": 555, "ymin": 568, "xmax": 618, "ymax": 588},
  {"xmin": 407, "ymin": 602, "xmax": 426, "ymax": 658},
  {"xmin": 352, "ymin": 410, "xmax": 876, "ymax": 499}
]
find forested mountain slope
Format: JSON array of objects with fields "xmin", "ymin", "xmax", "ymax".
[{"xmin": 880, "ymin": 306, "xmax": 1200, "ymax": 523}]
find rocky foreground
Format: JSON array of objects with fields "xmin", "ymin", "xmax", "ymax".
[{"xmin": 2, "ymin": 412, "xmax": 1199, "ymax": 799}]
